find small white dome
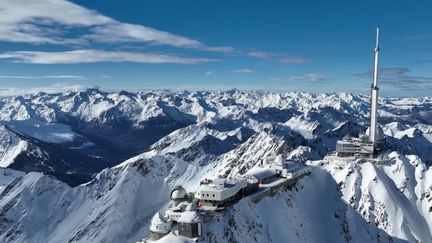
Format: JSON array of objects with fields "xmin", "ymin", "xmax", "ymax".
[
  {"xmin": 185, "ymin": 203, "xmax": 197, "ymax": 212},
  {"xmin": 150, "ymin": 212, "xmax": 172, "ymax": 233},
  {"xmin": 170, "ymin": 186, "xmax": 187, "ymax": 200}
]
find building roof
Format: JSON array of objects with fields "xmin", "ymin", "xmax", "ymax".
[
  {"xmin": 245, "ymin": 167, "xmax": 276, "ymax": 180},
  {"xmin": 150, "ymin": 212, "xmax": 172, "ymax": 233},
  {"xmin": 198, "ymin": 177, "xmax": 246, "ymax": 191},
  {"xmin": 283, "ymin": 162, "xmax": 310, "ymax": 174},
  {"xmin": 177, "ymin": 211, "xmax": 202, "ymax": 224}
]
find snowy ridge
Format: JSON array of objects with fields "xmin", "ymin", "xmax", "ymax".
[
  {"xmin": 2, "ymin": 132, "xmax": 431, "ymax": 242},
  {"xmin": 0, "ymin": 89, "xmax": 431, "ymax": 242},
  {"xmin": 0, "ymin": 126, "xmax": 28, "ymax": 167},
  {"xmin": 326, "ymin": 152, "xmax": 432, "ymax": 242}
]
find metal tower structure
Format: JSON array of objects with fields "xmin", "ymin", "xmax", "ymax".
[{"xmin": 369, "ymin": 27, "xmax": 380, "ymax": 145}]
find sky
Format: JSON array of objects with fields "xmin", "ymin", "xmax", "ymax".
[{"xmin": 0, "ymin": 0, "xmax": 431, "ymax": 96}]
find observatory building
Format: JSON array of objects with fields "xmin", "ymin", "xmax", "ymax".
[
  {"xmin": 328, "ymin": 28, "xmax": 384, "ymax": 161},
  {"xmin": 195, "ymin": 176, "xmax": 250, "ymax": 208},
  {"xmin": 246, "ymin": 155, "xmax": 311, "ymax": 181},
  {"xmin": 147, "ymin": 187, "xmax": 203, "ymax": 242}
]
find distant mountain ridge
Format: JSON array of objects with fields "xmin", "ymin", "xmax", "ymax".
[{"xmin": 0, "ymin": 89, "xmax": 431, "ymax": 185}]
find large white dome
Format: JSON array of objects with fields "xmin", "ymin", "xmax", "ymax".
[{"xmin": 170, "ymin": 186, "xmax": 187, "ymax": 200}]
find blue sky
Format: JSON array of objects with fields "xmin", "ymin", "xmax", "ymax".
[{"xmin": 0, "ymin": 0, "xmax": 431, "ymax": 96}]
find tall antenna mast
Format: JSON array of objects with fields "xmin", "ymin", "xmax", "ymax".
[
  {"xmin": 369, "ymin": 27, "xmax": 380, "ymax": 145},
  {"xmin": 373, "ymin": 28, "xmax": 380, "ymax": 88}
]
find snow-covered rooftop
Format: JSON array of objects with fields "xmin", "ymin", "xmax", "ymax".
[{"xmin": 177, "ymin": 211, "xmax": 202, "ymax": 224}]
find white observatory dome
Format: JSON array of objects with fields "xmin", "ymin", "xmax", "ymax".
[{"xmin": 170, "ymin": 186, "xmax": 187, "ymax": 200}]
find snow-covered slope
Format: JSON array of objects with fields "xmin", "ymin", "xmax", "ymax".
[
  {"xmin": 0, "ymin": 131, "xmax": 430, "ymax": 242},
  {"xmin": 324, "ymin": 152, "xmax": 432, "ymax": 242},
  {"xmin": 0, "ymin": 168, "xmax": 24, "ymax": 193},
  {"xmin": 0, "ymin": 89, "xmax": 431, "ymax": 242},
  {"xmin": 0, "ymin": 126, "xmax": 27, "ymax": 167}
]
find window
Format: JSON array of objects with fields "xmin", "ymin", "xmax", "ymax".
[{"xmin": 213, "ymin": 194, "xmax": 215, "ymax": 197}]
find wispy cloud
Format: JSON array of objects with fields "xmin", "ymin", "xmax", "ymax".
[
  {"xmin": 204, "ymin": 71, "xmax": 214, "ymax": 76},
  {"xmin": 0, "ymin": 83, "xmax": 86, "ymax": 96},
  {"xmin": 0, "ymin": 50, "xmax": 214, "ymax": 64},
  {"xmin": 411, "ymin": 59, "xmax": 432, "ymax": 65},
  {"xmin": 354, "ymin": 67, "xmax": 432, "ymax": 90},
  {"xmin": 287, "ymin": 73, "xmax": 327, "ymax": 81},
  {"xmin": 278, "ymin": 56, "xmax": 308, "ymax": 64},
  {"xmin": 0, "ymin": 0, "xmax": 231, "ymax": 52},
  {"xmin": 247, "ymin": 51, "xmax": 273, "ymax": 58},
  {"xmin": 402, "ymin": 34, "xmax": 430, "ymax": 40},
  {"xmin": 200, "ymin": 46, "xmax": 234, "ymax": 53},
  {"xmin": 268, "ymin": 77, "xmax": 284, "ymax": 81},
  {"xmin": 246, "ymin": 50, "xmax": 307, "ymax": 64},
  {"xmin": 0, "ymin": 75, "xmax": 84, "ymax": 79},
  {"xmin": 232, "ymin": 68, "xmax": 255, "ymax": 73}
]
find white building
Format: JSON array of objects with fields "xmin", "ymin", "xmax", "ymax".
[
  {"xmin": 149, "ymin": 212, "xmax": 172, "ymax": 241},
  {"xmin": 177, "ymin": 204, "xmax": 203, "ymax": 239},
  {"xmin": 334, "ymin": 136, "xmax": 374, "ymax": 157},
  {"xmin": 195, "ymin": 177, "xmax": 248, "ymax": 207},
  {"xmin": 248, "ymin": 155, "xmax": 311, "ymax": 181},
  {"xmin": 275, "ymin": 161, "xmax": 311, "ymax": 179}
]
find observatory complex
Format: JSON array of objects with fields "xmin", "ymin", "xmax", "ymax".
[
  {"xmin": 140, "ymin": 155, "xmax": 310, "ymax": 242},
  {"xmin": 138, "ymin": 28, "xmax": 384, "ymax": 243}
]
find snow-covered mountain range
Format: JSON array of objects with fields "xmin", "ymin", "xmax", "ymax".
[{"xmin": 0, "ymin": 89, "xmax": 431, "ymax": 242}]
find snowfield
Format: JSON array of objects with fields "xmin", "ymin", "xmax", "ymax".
[{"xmin": 0, "ymin": 89, "xmax": 431, "ymax": 243}]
